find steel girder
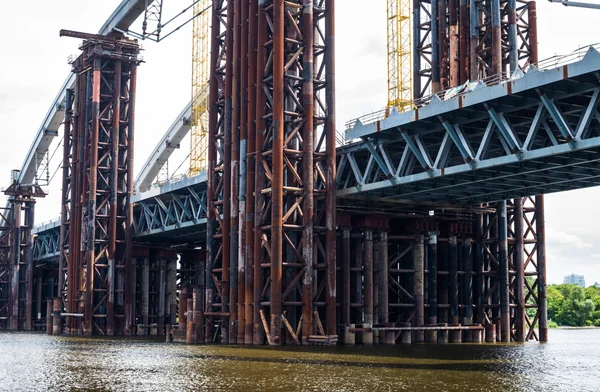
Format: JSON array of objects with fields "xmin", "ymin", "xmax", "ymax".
[
  {"xmin": 341, "ymin": 49, "xmax": 600, "ymax": 204},
  {"xmin": 133, "ymin": 179, "xmax": 208, "ymax": 243},
  {"xmin": 32, "ymin": 224, "xmax": 60, "ymax": 262}
]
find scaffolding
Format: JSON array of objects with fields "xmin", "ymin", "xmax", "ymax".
[
  {"xmin": 189, "ymin": 0, "xmax": 211, "ymax": 176},
  {"xmin": 387, "ymin": 0, "xmax": 412, "ymax": 111}
]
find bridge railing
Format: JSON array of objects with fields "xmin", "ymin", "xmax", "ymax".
[{"xmin": 345, "ymin": 43, "xmax": 600, "ymax": 132}]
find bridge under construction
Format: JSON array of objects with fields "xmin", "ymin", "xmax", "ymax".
[{"xmin": 3, "ymin": 0, "xmax": 600, "ymax": 346}]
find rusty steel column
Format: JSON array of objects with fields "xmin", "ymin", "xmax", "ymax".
[
  {"xmin": 58, "ymin": 88, "xmax": 73, "ymax": 313},
  {"xmin": 528, "ymin": 2, "xmax": 538, "ymax": 67},
  {"xmin": 458, "ymin": 0, "xmax": 469, "ymax": 83},
  {"xmin": 106, "ymin": 59, "xmax": 122, "ymax": 337},
  {"xmin": 474, "ymin": 213, "xmax": 484, "ymax": 324},
  {"xmin": 376, "ymin": 231, "xmax": 389, "ymax": 341},
  {"xmin": 536, "ymin": 196, "xmax": 548, "ymax": 342},
  {"xmin": 462, "ymin": 237, "xmax": 473, "ymax": 326},
  {"xmin": 351, "ymin": 232, "xmax": 363, "ymax": 336},
  {"xmin": 514, "ymin": 198, "xmax": 525, "ymax": 342},
  {"xmin": 206, "ymin": 0, "xmax": 226, "ymax": 344},
  {"xmin": 221, "ymin": 0, "xmax": 234, "ymax": 344},
  {"xmin": 363, "ymin": 229, "xmax": 374, "ymax": 344},
  {"xmin": 491, "ymin": 0, "xmax": 502, "ymax": 75},
  {"xmin": 125, "ymin": 60, "xmax": 137, "ymax": 337},
  {"xmin": 449, "ymin": 0, "xmax": 459, "ymax": 87},
  {"xmin": 253, "ymin": 1, "xmax": 267, "ymax": 346},
  {"xmin": 427, "ymin": 232, "xmax": 438, "ymax": 342},
  {"xmin": 301, "ymin": 0, "xmax": 315, "ymax": 346},
  {"xmin": 245, "ymin": 0, "xmax": 258, "ymax": 345},
  {"xmin": 469, "ymin": 0, "xmax": 479, "ymax": 80},
  {"xmin": 431, "ymin": 0, "xmax": 441, "ymax": 93},
  {"xmin": 269, "ymin": 0, "xmax": 285, "ymax": 345},
  {"xmin": 82, "ymin": 57, "xmax": 101, "ymax": 337},
  {"xmin": 238, "ymin": 0, "xmax": 250, "ymax": 346},
  {"xmin": 324, "ymin": 0, "xmax": 338, "ymax": 339},
  {"xmin": 142, "ymin": 257, "xmax": 150, "ymax": 335},
  {"xmin": 52, "ymin": 297, "xmax": 62, "ymax": 335},
  {"xmin": 448, "ymin": 236, "xmax": 459, "ymax": 327},
  {"xmin": 498, "ymin": 201, "xmax": 510, "ymax": 342},
  {"xmin": 230, "ymin": 0, "xmax": 242, "ymax": 345},
  {"xmin": 8, "ymin": 199, "xmax": 22, "ymax": 330},
  {"xmin": 507, "ymin": 0, "xmax": 518, "ymax": 72},
  {"xmin": 341, "ymin": 227, "xmax": 351, "ymax": 331},
  {"xmin": 46, "ymin": 299, "xmax": 53, "ymax": 334},
  {"xmin": 438, "ymin": 0, "xmax": 449, "ymax": 90},
  {"xmin": 414, "ymin": 234, "xmax": 425, "ymax": 342},
  {"xmin": 23, "ymin": 201, "xmax": 35, "ymax": 330}
]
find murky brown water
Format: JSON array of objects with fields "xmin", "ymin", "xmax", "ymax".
[{"xmin": 0, "ymin": 329, "xmax": 599, "ymax": 391}]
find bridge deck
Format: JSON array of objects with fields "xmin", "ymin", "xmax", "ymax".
[{"xmin": 340, "ymin": 48, "xmax": 600, "ymax": 204}]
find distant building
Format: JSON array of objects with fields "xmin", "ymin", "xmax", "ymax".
[
  {"xmin": 594, "ymin": 282, "xmax": 600, "ymax": 288},
  {"xmin": 563, "ymin": 274, "xmax": 586, "ymax": 287}
]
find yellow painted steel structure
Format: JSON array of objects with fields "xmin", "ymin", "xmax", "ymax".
[
  {"xmin": 189, "ymin": 0, "xmax": 210, "ymax": 175},
  {"xmin": 387, "ymin": 0, "xmax": 412, "ymax": 111}
]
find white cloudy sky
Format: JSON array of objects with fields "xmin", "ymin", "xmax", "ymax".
[{"xmin": 1, "ymin": 0, "xmax": 600, "ymax": 285}]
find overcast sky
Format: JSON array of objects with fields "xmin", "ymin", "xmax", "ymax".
[{"xmin": 1, "ymin": 0, "xmax": 600, "ymax": 285}]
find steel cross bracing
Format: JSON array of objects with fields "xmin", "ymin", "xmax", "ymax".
[
  {"xmin": 132, "ymin": 175, "xmax": 208, "ymax": 244},
  {"xmin": 341, "ymin": 48, "xmax": 600, "ymax": 205}
]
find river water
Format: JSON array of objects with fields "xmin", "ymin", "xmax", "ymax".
[{"xmin": 0, "ymin": 329, "xmax": 599, "ymax": 391}]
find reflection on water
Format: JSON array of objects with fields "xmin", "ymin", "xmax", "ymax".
[{"xmin": 1, "ymin": 329, "xmax": 599, "ymax": 391}]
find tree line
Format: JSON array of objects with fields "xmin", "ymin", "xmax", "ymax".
[{"xmin": 547, "ymin": 284, "xmax": 600, "ymax": 327}]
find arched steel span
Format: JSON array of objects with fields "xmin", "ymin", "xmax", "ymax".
[{"xmin": 16, "ymin": 0, "xmax": 154, "ymax": 185}]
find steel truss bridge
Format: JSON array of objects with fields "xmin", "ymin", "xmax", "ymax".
[
  {"xmin": 31, "ymin": 47, "xmax": 600, "ymax": 259},
  {"xmin": 4, "ymin": 0, "xmax": 600, "ymax": 346}
]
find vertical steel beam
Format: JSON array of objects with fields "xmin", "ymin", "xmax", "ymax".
[
  {"xmin": 301, "ymin": 0, "xmax": 315, "ymax": 345},
  {"xmin": 448, "ymin": 235, "xmax": 458, "ymax": 326},
  {"xmin": 363, "ymin": 229, "xmax": 374, "ymax": 344},
  {"xmin": 8, "ymin": 200, "xmax": 21, "ymax": 330},
  {"xmin": 414, "ymin": 234, "xmax": 425, "ymax": 342},
  {"xmin": 427, "ymin": 232, "xmax": 438, "ymax": 341},
  {"xmin": 491, "ymin": 0, "xmax": 502, "ymax": 74},
  {"xmin": 431, "ymin": 0, "xmax": 441, "ymax": 92},
  {"xmin": 107, "ymin": 60, "xmax": 122, "ymax": 336},
  {"xmin": 58, "ymin": 88, "xmax": 73, "ymax": 315},
  {"xmin": 376, "ymin": 232, "xmax": 389, "ymax": 336},
  {"xmin": 438, "ymin": 0, "xmax": 449, "ymax": 90},
  {"xmin": 245, "ymin": 0, "xmax": 258, "ymax": 345},
  {"xmin": 230, "ymin": 0, "xmax": 241, "ymax": 345},
  {"xmin": 507, "ymin": 0, "xmax": 518, "ymax": 71},
  {"xmin": 253, "ymin": 0, "xmax": 267, "ymax": 346},
  {"xmin": 341, "ymin": 227, "xmax": 351, "ymax": 328},
  {"xmin": 469, "ymin": 0, "xmax": 479, "ymax": 80},
  {"xmin": 528, "ymin": 1, "xmax": 538, "ymax": 66},
  {"xmin": 536, "ymin": 196, "xmax": 548, "ymax": 342},
  {"xmin": 514, "ymin": 198, "xmax": 525, "ymax": 342},
  {"xmin": 325, "ymin": 0, "xmax": 338, "ymax": 338},
  {"xmin": 270, "ymin": 0, "xmax": 285, "ymax": 345},
  {"xmin": 458, "ymin": 0, "xmax": 469, "ymax": 83},
  {"xmin": 24, "ymin": 201, "xmax": 35, "ymax": 330},
  {"xmin": 449, "ymin": 0, "xmax": 459, "ymax": 87},
  {"xmin": 498, "ymin": 201, "xmax": 510, "ymax": 342}
]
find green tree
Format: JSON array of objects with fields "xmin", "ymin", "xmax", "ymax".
[{"xmin": 546, "ymin": 284, "xmax": 596, "ymax": 326}]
